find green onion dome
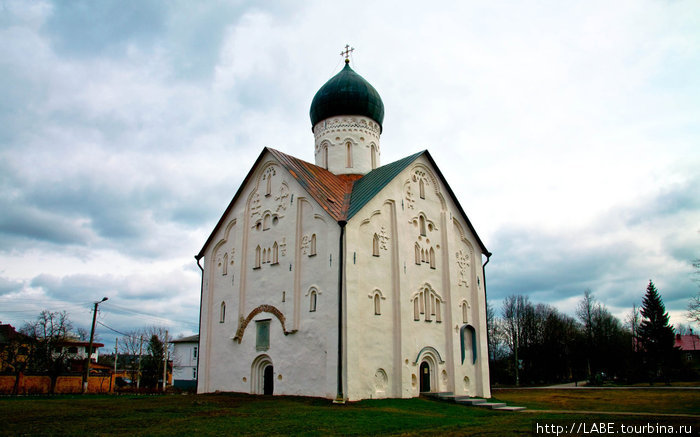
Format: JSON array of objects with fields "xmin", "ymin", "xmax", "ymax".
[{"xmin": 310, "ymin": 60, "xmax": 385, "ymax": 132}]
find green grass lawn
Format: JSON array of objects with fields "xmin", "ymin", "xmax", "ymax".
[
  {"xmin": 493, "ymin": 388, "xmax": 700, "ymax": 415},
  {"xmin": 1, "ymin": 391, "xmax": 698, "ymax": 436}
]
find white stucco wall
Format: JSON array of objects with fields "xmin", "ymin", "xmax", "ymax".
[
  {"xmin": 313, "ymin": 116, "xmax": 381, "ymax": 175},
  {"xmin": 172, "ymin": 342, "xmax": 197, "ymax": 381},
  {"xmin": 198, "ymin": 152, "xmax": 340, "ymax": 398},
  {"xmin": 197, "ymin": 151, "xmax": 490, "ymax": 401},
  {"xmin": 344, "ymin": 155, "xmax": 491, "ymax": 401}
]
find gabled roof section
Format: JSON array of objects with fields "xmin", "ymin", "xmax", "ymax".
[
  {"xmin": 267, "ymin": 148, "xmax": 354, "ymax": 221},
  {"xmin": 347, "ymin": 150, "xmax": 490, "ymax": 257},
  {"xmin": 197, "ymin": 147, "xmax": 355, "ymax": 259},
  {"xmin": 196, "ymin": 147, "xmax": 490, "ymax": 259},
  {"xmin": 346, "ymin": 151, "xmax": 423, "ymax": 219}
]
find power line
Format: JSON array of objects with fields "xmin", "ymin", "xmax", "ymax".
[
  {"xmin": 105, "ymin": 303, "xmax": 197, "ymax": 328},
  {"xmin": 96, "ymin": 320, "xmax": 130, "ymax": 337}
]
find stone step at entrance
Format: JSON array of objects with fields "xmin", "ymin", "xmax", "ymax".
[
  {"xmin": 456, "ymin": 397, "xmax": 487, "ymax": 406},
  {"xmin": 494, "ymin": 406, "xmax": 527, "ymax": 412},
  {"xmin": 426, "ymin": 392, "xmax": 526, "ymax": 412},
  {"xmin": 476, "ymin": 402, "xmax": 507, "ymax": 409}
]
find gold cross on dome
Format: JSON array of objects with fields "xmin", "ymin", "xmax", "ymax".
[{"xmin": 340, "ymin": 44, "xmax": 354, "ymax": 61}]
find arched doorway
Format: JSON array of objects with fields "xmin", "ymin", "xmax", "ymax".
[
  {"xmin": 251, "ymin": 354, "xmax": 273, "ymax": 395},
  {"xmin": 263, "ymin": 364, "xmax": 274, "ymax": 395},
  {"xmin": 419, "ymin": 361, "xmax": 431, "ymax": 392}
]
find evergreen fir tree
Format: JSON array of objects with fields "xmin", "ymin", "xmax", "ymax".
[{"xmin": 638, "ymin": 280, "xmax": 675, "ymax": 380}]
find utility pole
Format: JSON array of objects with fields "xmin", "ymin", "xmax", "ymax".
[
  {"xmin": 137, "ymin": 336, "xmax": 143, "ymax": 389},
  {"xmin": 83, "ymin": 297, "xmax": 108, "ymax": 394},
  {"xmin": 112, "ymin": 337, "xmax": 118, "ymax": 392},
  {"xmin": 162, "ymin": 330, "xmax": 168, "ymax": 391},
  {"xmin": 113, "ymin": 338, "xmax": 118, "ymax": 374}
]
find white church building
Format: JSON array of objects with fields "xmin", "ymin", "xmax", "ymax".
[{"xmin": 196, "ymin": 57, "xmax": 492, "ymax": 401}]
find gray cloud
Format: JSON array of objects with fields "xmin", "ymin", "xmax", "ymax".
[
  {"xmin": 44, "ymin": 0, "xmax": 167, "ymax": 58},
  {"xmin": 0, "ymin": 276, "xmax": 23, "ymax": 296},
  {"xmin": 487, "ymin": 179, "xmax": 700, "ymax": 316}
]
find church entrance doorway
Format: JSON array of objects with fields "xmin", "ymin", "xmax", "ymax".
[
  {"xmin": 263, "ymin": 365, "xmax": 274, "ymax": 395},
  {"xmin": 251, "ymin": 354, "xmax": 273, "ymax": 395},
  {"xmin": 419, "ymin": 361, "xmax": 431, "ymax": 392}
]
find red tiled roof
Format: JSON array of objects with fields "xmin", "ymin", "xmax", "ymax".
[
  {"xmin": 675, "ymin": 334, "xmax": 700, "ymax": 351},
  {"xmin": 267, "ymin": 148, "xmax": 355, "ymax": 221}
]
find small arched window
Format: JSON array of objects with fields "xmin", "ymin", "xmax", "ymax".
[
  {"xmin": 222, "ymin": 253, "xmax": 228, "ymax": 275},
  {"xmin": 266, "ymin": 175, "xmax": 272, "ymax": 196},
  {"xmin": 262, "ymin": 248, "xmax": 267, "ymax": 264},
  {"xmin": 374, "ymin": 294, "xmax": 381, "ymax": 315},
  {"xmin": 371, "ymin": 144, "xmax": 377, "ymax": 169},
  {"xmin": 323, "ymin": 145, "xmax": 329, "ymax": 169},
  {"xmin": 220, "ymin": 301, "xmax": 226, "ymax": 323},
  {"xmin": 272, "ymin": 242, "xmax": 279, "ymax": 264},
  {"xmin": 429, "ymin": 247, "xmax": 436, "ymax": 269},
  {"xmin": 255, "ymin": 246, "xmax": 261, "ymax": 269},
  {"xmin": 435, "ymin": 298, "xmax": 441, "ymax": 322},
  {"xmin": 425, "ymin": 290, "xmax": 432, "ymax": 321},
  {"xmin": 372, "ymin": 234, "xmax": 380, "ymax": 257},
  {"xmin": 419, "ymin": 215, "xmax": 426, "ymax": 236},
  {"xmin": 462, "ymin": 302, "xmax": 468, "ymax": 324},
  {"xmin": 263, "ymin": 213, "xmax": 271, "ymax": 231},
  {"xmin": 414, "ymin": 244, "xmax": 421, "ymax": 265},
  {"xmin": 346, "ymin": 142, "xmax": 353, "ymax": 168},
  {"xmin": 310, "ymin": 290, "xmax": 317, "ymax": 312},
  {"xmin": 419, "ymin": 291, "xmax": 425, "ymax": 314},
  {"xmin": 419, "ymin": 179, "xmax": 425, "ymax": 199},
  {"xmin": 414, "ymin": 298, "xmax": 420, "ymax": 320},
  {"xmin": 310, "ymin": 234, "xmax": 317, "ymax": 256}
]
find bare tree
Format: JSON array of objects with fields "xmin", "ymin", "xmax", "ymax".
[
  {"xmin": 626, "ymin": 304, "xmax": 641, "ymax": 351},
  {"xmin": 118, "ymin": 326, "xmax": 172, "ymax": 388},
  {"xmin": 688, "ymin": 259, "xmax": 700, "ymax": 324},
  {"xmin": 76, "ymin": 327, "xmax": 90, "ymax": 341},
  {"xmin": 576, "ymin": 289, "xmax": 596, "ymax": 379},
  {"xmin": 688, "ymin": 292, "xmax": 700, "ymax": 324},
  {"xmin": 675, "ymin": 324, "xmax": 692, "ymax": 335},
  {"xmin": 119, "ymin": 330, "xmax": 144, "ymax": 384},
  {"xmin": 486, "ymin": 302, "xmax": 503, "ymax": 362},
  {"xmin": 502, "ymin": 294, "xmax": 528, "ymax": 386},
  {"xmin": 20, "ymin": 310, "xmax": 73, "ymax": 393}
]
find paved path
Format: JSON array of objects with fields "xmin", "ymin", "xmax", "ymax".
[{"xmin": 521, "ymin": 409, "xmax": 700, "ymax": 418}]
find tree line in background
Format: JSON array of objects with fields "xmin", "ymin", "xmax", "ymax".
[{"xmin": 488, "ymin": 280, "xmax": 696, "ymax": 386}]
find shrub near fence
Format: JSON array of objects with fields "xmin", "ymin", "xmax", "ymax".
[{"xmin": 0, "ymin": 374, "xmax": 115, "ymax": 394}]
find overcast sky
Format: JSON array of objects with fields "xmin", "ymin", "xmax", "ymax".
[{"xmin": 1, "ymin": 0, "xmax": 698, "ymax": 350}]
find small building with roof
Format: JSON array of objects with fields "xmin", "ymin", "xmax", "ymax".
[
  {"xmin": 170, "ymin": 334, "xmax": 199, "ymax": 389},
  {"xmin": 675, "ymin": 333, "xmax": 700, "ymax": 369},
  {"xmin": 196, "ymin": 55, "xmax": 491, "ymax": 401}
]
